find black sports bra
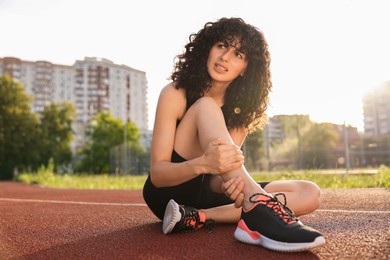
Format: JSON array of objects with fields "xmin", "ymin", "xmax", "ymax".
[{"xmin": 171, "ymin": 149, "xmax": 186, "ymax": 163}]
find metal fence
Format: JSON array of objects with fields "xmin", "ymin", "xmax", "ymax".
[{"xmin": 109, "ymin": 143, "xmax": 149, "ymax": 175}]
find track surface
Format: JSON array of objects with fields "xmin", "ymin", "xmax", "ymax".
[{"xmin": 0, "ymin": 181, "xmax": 389, "ymax": 259}]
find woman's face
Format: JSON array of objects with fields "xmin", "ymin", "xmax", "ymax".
[{"xmin": 207, "ymin": 39, "xmax": 248, "ymax": 85}]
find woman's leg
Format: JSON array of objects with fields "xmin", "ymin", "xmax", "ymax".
[
  {"xmin": 172, "ymin": 97, "xmax": 325, "ymax": 251},
  {"xmin": 263, "ymin": 180, "xmax": 321, "ymax": 216},
  {"xmin": 201, "ymin": 180, "xmax": 321, "ymax": 223},
  {"xmin": 174, "ymin": 97, "xmax": 266, "ymax": 210}
]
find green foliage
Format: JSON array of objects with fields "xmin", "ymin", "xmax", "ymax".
[
  {"xmin": 39, "ymin": 102, "xmax": 76, "ymax": 169},
  {"xmin": 300, "ymin": 123, "xmax": 338, "ymax": 168},
  {"xmin": 77, "ymin": 112, "xmax": 144, "ymax": 174},
  {"xmin": 0, "ymin": 76, "xmax": 76, "ymax": 179},
  {"xmin": 267, "ymin": 115, "xmax": 322, "ymax": 169},
  {"xmin": 16, "ymin": 172, "xmax": 146, "ymax": 190},
  {"xmin": 280, "ymin": 114, "xmax": 312, "ymax": 138},
  {"xmin": 244, "ymin": 129, "xmax": 265, "ymax": 170},
  {"xmin": 252, "ymin": 168, "xmax": 386, "ymax": 189},
  {"xmin": 0, "ymin": 75, "xmax": 40, "ymax": 179},
  {"xmin": 377, "ymin": 165, "xmax": 390, "ymax": 188},
  {"xmin": 17, "ymin": 158, "xmax": 55, "ymax": 184}
]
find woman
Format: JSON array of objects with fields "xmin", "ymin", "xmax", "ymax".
[{"xmin": 143, "ymin": 17, "xmax": 325, "ymax": 252}]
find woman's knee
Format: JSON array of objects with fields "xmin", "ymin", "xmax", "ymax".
[
  {"xmin": 189, "ymin": 97, "xmax": 226, "ymax": 129},
  {"xmin": 301, "ymin": 180, "xmax": 321, "ymax": 212},
  {"xmin": 192, "ymin": 97, "xmax": 221, "ymax": 112}
]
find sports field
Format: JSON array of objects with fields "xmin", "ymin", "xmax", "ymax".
[{"xmin": 0, "ymin": 181, "xmax": 389, "ymax": 259}]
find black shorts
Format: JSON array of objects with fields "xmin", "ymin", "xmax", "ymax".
[{"xmin": 142, "ymin": 174, "xmax": 270, "ymax": 220}]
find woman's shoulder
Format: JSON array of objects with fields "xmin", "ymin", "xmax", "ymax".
[
  {"xmin": 160, "ymin": 82, "xmax": 186, "ymax": 100},
  {"xmin": 158, "ymin": 82, "xmax": 187, "ymax": 117}
]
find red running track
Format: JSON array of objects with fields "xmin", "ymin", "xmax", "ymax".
[{"xmin": 0, "ymin": 181, "xmax": 389, "ymax": 259}]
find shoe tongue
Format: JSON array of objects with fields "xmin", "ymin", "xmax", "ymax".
[
  {"xmin": 253, "ymin": 194, "xmax": 272, "ymax": 201},
  {"xmin": 243, "ymin": 194, "xmax": 271, "ymax": 212}
]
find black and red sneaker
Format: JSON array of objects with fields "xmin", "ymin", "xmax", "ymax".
[
  {"xmin": 234, "ymin": 193, "xmax": 325, "ymax": 252},
  {"xmin": 162, "ymin": 199, "xmax": 214, "ymax": 234}
]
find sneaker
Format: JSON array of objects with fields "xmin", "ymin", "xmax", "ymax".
[
  {"xmin": 162, "ymin": 199, "xmax": 213, "ymax": 234},
  {"xmin": 234, "ymin": 193, "xmax": 326, "ymax": 252}
]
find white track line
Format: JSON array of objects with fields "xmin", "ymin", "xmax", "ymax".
[
  {"xmin": 0, "ymin": 198, "xmax": 146, "ymax": 207},
  {"xmin": 317, "ymin": 209, "xmax": 390, "ymax": 214},
  {"xmin": 1, "ymin": 198, "xmax": 390, "ymax": 214}
]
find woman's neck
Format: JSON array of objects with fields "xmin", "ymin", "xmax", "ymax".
[{"xmin": 204, "ymin": 82, "xmax": 230, "ymax": 106}]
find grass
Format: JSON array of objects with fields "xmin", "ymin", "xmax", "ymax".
[
  {"xmin": 251, "ymin": 166, "xmax": 390, "ymax": 189},
  {"xmin": 15, "ymin": 165, "xmax": 390, "ymax": 190}
]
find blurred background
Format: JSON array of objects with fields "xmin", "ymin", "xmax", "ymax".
[{"xmin": 1, "ymin": 0, "xmax": 390, "ymax": 179}]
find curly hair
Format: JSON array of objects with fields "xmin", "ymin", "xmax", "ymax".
[{"xmin": 170, "ymin": 17, "xmax": 272, "ymax": 133}]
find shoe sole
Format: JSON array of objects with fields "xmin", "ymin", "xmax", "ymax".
[
  {"xmin": 234, "ymin": 219, "xmax": 326, "ymax": 252},
  {"xmin": 162, "ymin": 199, "xmax": 181, "ymax": 234}
]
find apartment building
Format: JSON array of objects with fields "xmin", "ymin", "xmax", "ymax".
[
  {"xmin": 363, "ymin": 81, "xmax": 390, "ymax": 137},
  {"xmin": 265, "ymin": 115, "xmax": 286, "ymax": 146},
  {"xmin": 0, "ymin": 57, "xmax": 73, "ymax": 113},
  {"xmin": 0, "ymin": 56, "xmax": 149, "ymax": 152},
  {"xmin": 361, "ymin": 81, "xmax": 390, "ymax": 166}
]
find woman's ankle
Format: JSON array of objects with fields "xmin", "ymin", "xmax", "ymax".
[{"xmin": 242, "ymin": 189, "xmax": 269, "ymax": 211}]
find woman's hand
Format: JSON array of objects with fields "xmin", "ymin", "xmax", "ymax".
[
  {"xmin": 201, "ymin": 138, "xmax": 244, "ymax": 174},
  {"xmin": 222, "ymin": 176, "xmax": 245, "ymax": 208}
]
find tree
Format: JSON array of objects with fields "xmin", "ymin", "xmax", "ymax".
[
  {"xmin": 280, "ymin": 114, "xmax": 312, "ymax": 169},
  {"xmin": 0, "ymin": 75, "xmax": 40, "ymax": 179},
  {"xmin": 301, "ymin": 123, "xmax": 338, "ymax": 168},
  {"xmin": 264, "ymin": 115, "xmax": 313, "ymax": 169},
  {"xmin": 244, "ymin": 129, "xmax": 265, "ymax": 170},
  {"xmin": 120, "ymin": 121, "xmax": 146, "ymax": 174},
  {"xmin": 39, "ymin": 102, "xmax": 76, "ymax": 170},
  {"xmin": 77, "ymin": 112, "xmax": 144, "ymax": 174}
]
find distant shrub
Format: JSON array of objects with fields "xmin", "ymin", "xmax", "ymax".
[{"xmin": 377, "ymin": 165, "xmax": 390, "ymax": 188}]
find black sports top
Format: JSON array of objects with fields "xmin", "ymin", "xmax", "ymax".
[{"xmin": 171, "ymin": 149, "xmax": 186, "ymax": 163}]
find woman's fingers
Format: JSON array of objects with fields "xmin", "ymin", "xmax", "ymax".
[
  {"xmin": 234, "ymin": 193, "xmax": 244, "ymax": 208},
  {"xmin": 204, "ymin": 140, "xmax": 244, "ymax": 174},
  {"xmin": 223, "ymin": 177, "xmax": 245, "ymax": 204}
]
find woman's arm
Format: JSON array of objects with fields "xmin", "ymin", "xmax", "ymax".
[{"xmin": 150, "ymin": 83, "xmax": 246, "ymax": 188}]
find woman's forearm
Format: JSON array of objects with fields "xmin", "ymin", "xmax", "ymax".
[{"xmin": 150, "ymin": 157, "xmax": 207, "ymax": 188}]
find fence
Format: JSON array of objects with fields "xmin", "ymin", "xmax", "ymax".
[{"xmin": 109, "ymin": 143, "xmax": 149, "ymax": 175}]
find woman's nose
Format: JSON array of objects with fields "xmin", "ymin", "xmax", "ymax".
[{"xmin": 220, "ymin": 49, "xmax": 232, "ymax": 62}]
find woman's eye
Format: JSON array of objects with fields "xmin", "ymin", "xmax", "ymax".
[
  {"xmin": 235, "ymin": 52, "xmax": 244, "ymax": 59},
  {"xmin": 217, "ymin": 43, "xmax": 227, "ymax": 49}
]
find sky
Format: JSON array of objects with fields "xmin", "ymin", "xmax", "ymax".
[{"xmin": 1, "ymin": 0, "xmax": 389, "ymax": 132}]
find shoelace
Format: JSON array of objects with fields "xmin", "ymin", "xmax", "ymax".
[
  {"xmin": 181, "ymin": 210, "xmax": 216, "ymax": 233},
  {"xmin": 181, "ymin": 210, "xmax": 201, "ymax": 232},
  {"xmin": 204, "ymin": 219, "xmax": 216, "ymax": 234},
  {"xmin": 274, "ymin": 193, "xmax": 296, "ymax": 218},
  {"xmin": 249, "ymin": 193, "xmax": 298, "ymax": 225}
]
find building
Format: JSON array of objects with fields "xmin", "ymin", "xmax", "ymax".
[
  {"xmin": 363, "ymin": 81, "xmax": 390, "ymax": 137},
  {"xmin": 71, "ymin": 57, "xmax": 148, "ymax": 150},
  {"xmin": 360, "ymin": 81, "xmax": 390, "ymax": 166},
  {"xmin": 0, "ymin": 56, "xmax": 149, "ymax": 152},
  {"xmin": 265, "ymin": 115, "xmax": 286, "ymax": 146}
]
